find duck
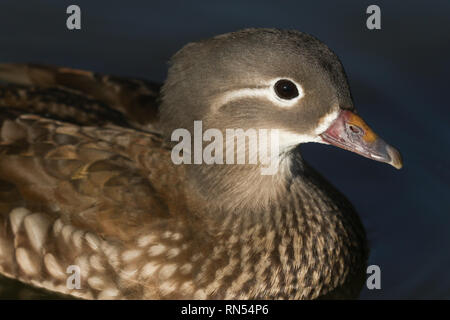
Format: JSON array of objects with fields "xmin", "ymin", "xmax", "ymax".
[{"xmin": 0, "ymin": 28, "xmax": 402, "ymax": 300}]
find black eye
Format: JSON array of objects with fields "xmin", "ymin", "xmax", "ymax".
[{"xmin": 274, "ymin": 79, "xmax": 299, "ymax": 100}]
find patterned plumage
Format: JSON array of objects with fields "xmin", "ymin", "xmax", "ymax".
[{"xmin": 0, "ymin": 29, "xmax": 401, "ymax": 299}]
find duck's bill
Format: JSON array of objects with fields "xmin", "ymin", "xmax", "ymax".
[{"xmin": 320, "ymin": 110, "xmax": 403, "ymax": 169}]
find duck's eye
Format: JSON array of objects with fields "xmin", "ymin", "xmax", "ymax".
[{"xmin": 274, "ymin": 79, "xmax": 299, "ymax": 100}]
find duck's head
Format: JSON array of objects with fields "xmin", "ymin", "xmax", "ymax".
[{"xmin": 160, "ymin": 28, "xmax": 402, "ymax": 170}]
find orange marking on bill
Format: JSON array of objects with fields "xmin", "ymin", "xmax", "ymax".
[{"xmin": 348, "ymin": 113, "xmax": 377, "ymax": 143}]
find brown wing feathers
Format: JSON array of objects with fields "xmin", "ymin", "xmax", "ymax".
[
  {"xmin": 0, "ymin": 111, "xmax": 185, "ymax": 298},
  {"xmin": 0, "ymin": 63, "xmax": 161, "ymax": 130},
  {"xmin": 0, "ymin": 84, "xmax": 131, "ymax": 128},
  {"xmin": 0, "ymin": 65, "xmax": 186, "ymax": 299}
]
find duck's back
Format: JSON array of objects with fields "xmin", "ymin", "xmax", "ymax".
[{"xmin": 0, "ymin": 63, "xmax": 161, "ymax": 130}]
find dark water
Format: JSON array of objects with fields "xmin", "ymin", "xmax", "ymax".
[{"xmin": 0, "ymin": 0, "xmax": 449, "ymax": 299}]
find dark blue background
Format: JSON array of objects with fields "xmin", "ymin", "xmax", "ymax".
[{"xmin": 0, "ymin": 0, "xmax": 449, "ymax": 299}]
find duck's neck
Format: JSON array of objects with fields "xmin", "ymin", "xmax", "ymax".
[{"xmin": 187, "ymin": 149, "xmax": 368, "ymax": 298}]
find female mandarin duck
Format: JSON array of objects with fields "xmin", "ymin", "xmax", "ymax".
[{"xmin": 0, "ymin": 29, "xmax": 401, "ymax": 299}]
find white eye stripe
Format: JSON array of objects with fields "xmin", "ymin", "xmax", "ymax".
[
  {"xmin": 212, "ymin": 87, "xmax": 270, "ymax": 110},
  {"xmin": 212, "ymin": 78, "xmax": 304, "ymax": 110}
]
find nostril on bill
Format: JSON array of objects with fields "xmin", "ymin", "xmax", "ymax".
[{"xmin": 348, "ymin": 124, "xmax": 363, "ymax": 136}]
